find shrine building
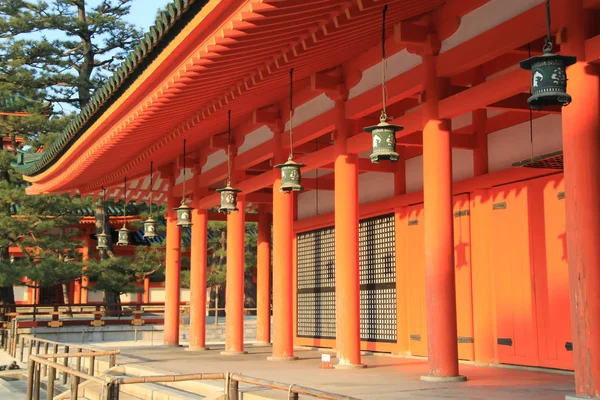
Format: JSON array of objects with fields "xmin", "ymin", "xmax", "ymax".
[{"xmin": 13, "ymin": 0, "xmax": 600, "ymax": 398}]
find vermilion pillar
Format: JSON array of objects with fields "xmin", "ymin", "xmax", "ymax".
[
  {"xmin": 256, "ymin": 205, "xmax": 271, "ymax": 344},
  {"xmin": 421, "ymin": 53, "xmax": 464, "ymax": 381},
  {"xmin": 222, "ymin": 196, "xmax": 246, "ymax": 355},
  {"xmin": 562, "ymin": 2, "xmax": 600, "ymax": 397},
  {"xmin": 188, "ymin": 206, "xmax": 208, "ymax": 351},
  {"xmin": 269, "ymin": 179, "xmax": 295, "ymax": 361},
  {"xmin": 80, "ymin": 234, "xmax": 90, "ymax": 304},
  {"xmin": 334, "ymin": 100, "xmax": 362, "ymax": 368},
  {"xmin": 143, "ymin": 278, "xmax": 150, "ymax": 303},
  {"xmin": 164, "ymin": 191, "xmax": 182, "ymax": 346}
]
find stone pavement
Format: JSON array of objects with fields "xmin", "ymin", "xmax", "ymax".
[{"xmin": 103, "ymin": 343, "xmax": 575, "ymax": 400}]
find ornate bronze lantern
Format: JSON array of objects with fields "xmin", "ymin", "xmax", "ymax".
[
  {"xmin": 174, "ymin": 201, "xmax": 193, "ymax": 227},
  {"xmin": 143, "ymin": 217, "xmax": 157, "ymax": 238},
  {"xmin": 217, "ymin": 185, "xmax": 241, "ymax": 214},
  {"xmin": 217, "ymin": 110, "xmax": 242, "ymax": 214},
  {"xmin": 116, "ymin": 226, "xmax": 130, "ymax": 246},
  {"xmin": 116, "ymin": 177, "xmax": 130, "ymax": 246},
  {"xmin": 96, "ymin": 187, "xmax": 109, "ymax": 250},
  {"xmin": 276, "ymin": 68, "xmax": 305, "ymax": 193},
  {"xmin": 174, "ymin": 139, "xmax": 194, "ymax": 227},
  {"xmin": 143, "ymin": 161, "xmax": 158, "ymax": 238},
  {"xmin": 366, "ymin": 5, "xmax": 402, "ymax": 164},
  {"xmin": 365, "ymin": 115, "xmax": 402, "ymax": 163},
  {"xmin": 96, "ymin": 231, "xmax": 109, "ymax": 250},
  {"xmin": 276, "ymin": 158, "xmax": 305, "ymax": 193},
  {"xmin": 519, "ymin": 0, "xmax": 576, "ymax": 110}
]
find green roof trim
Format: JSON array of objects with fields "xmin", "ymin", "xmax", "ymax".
[{"xmin": 13, "ymin": 0, "xmax": 209, "ymax": 177}]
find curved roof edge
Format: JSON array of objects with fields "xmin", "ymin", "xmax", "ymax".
[{"xmin": 13, "ymin": 0, "xmax": 207, "ymax": 177}]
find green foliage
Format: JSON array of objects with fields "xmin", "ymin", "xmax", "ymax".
[
  {"xmin": 0, "ymin": 0, "xmax": 142, "ymax": 111},
  {"xmin": 86, "ymin": 255, "xmax": 138, "ymax": 298}
]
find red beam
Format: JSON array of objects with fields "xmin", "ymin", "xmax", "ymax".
[
  {"xmin": 208, "ymin": 211, "xmax": 259, "ymax": 222},
  {"xmin": 436, "ymin": 1, "xmax": 564, "ymax": 77}
]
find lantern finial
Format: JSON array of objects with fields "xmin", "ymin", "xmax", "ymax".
[{"xmin": 519, "ymin": 0, "xmax": 576, "ymax": 110}]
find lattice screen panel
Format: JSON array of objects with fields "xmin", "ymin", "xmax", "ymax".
[
  {"xmin": 359, "ymin": 214, "xmax": 397, "ymax": 343},
  {"xmin": 296, "ymin": 214, "xmax": 397, "ymax": 343},
  {"xmin": 296, "ymin": 227, "xmax": 336, "ymax": 339}
]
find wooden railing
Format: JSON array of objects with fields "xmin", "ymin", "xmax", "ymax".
[
  {"xmin": 21, "ymin": 335, "xmax": 119, "ymax": 400},
  {"xmin": 0, "ymin": 302, "xmax": 191, "ymax": 330},
  {"xmin": 19, "ymin": 336, "xmax": 358, "ymax": 400}
]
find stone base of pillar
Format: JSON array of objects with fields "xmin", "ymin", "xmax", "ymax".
[
  {"xmin": 334, "ymin": 363, "xmax": 366, "ymax": 369},
  {"xmin": 185, "ymin": 346, "xmax": 209, "ymax": 352},
  {"xmin": 420, "ymin": 375, "xmax": 467, "ymax": 382},
  {"xmin": 220, "ymin": 351, "xmax": 248, "ymax": 356},
  {"xmin": 267, "ymin": 356, "xmax": 298, "ymax": 362},
  {"xmin": 566, "ymin": 396, "xmax": 598, "ymax": 400},
  {"xmin": 252, "ymin": 342, "xmax": 272, "ymax": 347}
]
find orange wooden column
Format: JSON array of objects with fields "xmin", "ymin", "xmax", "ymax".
[
  {"xmin": 256, "ymin": 205, "xmax": 271, "ymax": 344},
  {"xmin": 421, "ymin": 52, "xmax": 464, "ymax": 381},
  {"xmin": 80, "ymin": 234, "xmax": 90, "ymax": 304},
  {"xmin": 73, "ymin": 280, "xmax": 81, "ymax": 304},
  {"xmin": 164, "ymin": 191, "xmax": 182, "ymax": 346},
  {"xmin": 269, "ymin": 178, "xmax": 295, "ymax": 361},
  {"xmin": 143, "ymin": 278, "xmax": 150, "ymax": 303},
  {"xmin": 268, "ymin": 127, "xmax": 295, "ymax": 361},
  {"xmin": 188, "ymin": 205, "xmax": 208, "ymax": 351},
  {"xmin": 562, "ymin": 2, "xmax": 600, "ymax": 397},
  {"xmin": 222, "ymin": 195, "xmax": 247, "ymax": 355},
  {"xmin": 334, "ymin": 100, "xmax": 362, "ymax": 368}
]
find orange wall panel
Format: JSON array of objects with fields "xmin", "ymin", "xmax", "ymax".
[
  {"xmin": 531, "ymin": 175, "xmax": 573, "ymax": 370},
  {"xmin": 402, "ymin": 204, "xmax": 428, "ymax": 357},
  {"xmin": 470, "ymin": 189, "xmax": 497, "ymax": 364},
  {"xmin": 490, "ymin": 182, "xmax": 540, "ymax": 367},
  {"xmin": 453, "ymin": 194, "xmax": 474, "ymax": 361}
]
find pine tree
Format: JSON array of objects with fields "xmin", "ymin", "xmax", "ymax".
[{"xmin": 0, "ymin": 1, "xmax": 145, "ymax": 305}]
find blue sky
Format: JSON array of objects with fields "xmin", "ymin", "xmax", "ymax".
[{"xmin": 124, "ymin": 0, "xmax": 172, "ymax": 31}]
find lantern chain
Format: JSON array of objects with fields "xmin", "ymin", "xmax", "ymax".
[
  {"xmin": 227, "ymin": 110, "xmax": 232, "ymax": 187},
  {"xmin": 181, "ymin": 139, "xmax": 187, "ymax": 204},
  {"xmin": 149, "ymin": 161, "xmax": 153, "ymax": 217},
  {"xmin": 380, "ymin": 5, "xmax": 388, "ymax": 122},
  {"xmin": 102, "ymin": 186, "xmax": 107, "ymax": 235},
  {"xmin": 528, "ymin": 44, "xmax": 535, "ymax": 161},
  {"xmin": 123, "ymin": 176, "xmax": 127, "ymax": 227},
  {"xmin": 289, "ymin": 68, "xmax": 294, "ymax": 161},
  {"xmin": 543, "ymin": 0, "xmax": 553, "ymax": 53}
]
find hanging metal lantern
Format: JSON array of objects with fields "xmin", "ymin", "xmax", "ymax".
[
  {"xmin": 519, "ymin": 0, "xmax": 576, "ymax": 110},
  {"xmin": 217, "ymin": 185, "xmax": 241, "ymax": 214},
  {"xmin": 520, "ymin": 52, "xmax": 576, "ymax": 110},
  {"xmin": 365, "ymin": 115, "xmax": 402, "ymax": 164},
  {"xmin": 174, "ymin": 200, "xmax": 193, "ymax": 227},
  {"xmin": 365, "ymin": 5, "xmax": 403, "ymax": 164},
  {"xmin": 274, "ymin": 68, "xmax": 305, "ymax": 194},
  {"xmin": 96, "ymin": 232, "xmax": 109, "ymax": 250},
  {"xmin": 116, "ymin": 226, "xmax": 130, "ymax": 246},
  {"xmin": 275, "ymin": 158, "xmax": 305, "ymax": 193},
  {"xmin": 143, "ymin": 217, "xmax": 158, "ymax": 238}
]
